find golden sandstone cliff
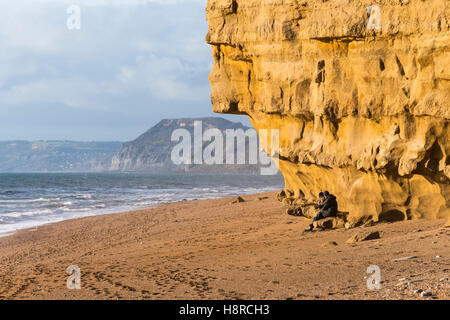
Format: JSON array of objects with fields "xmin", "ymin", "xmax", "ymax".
[{"xmin": 205, "ymin": 0, "xmax": 450, "ymax": 226}]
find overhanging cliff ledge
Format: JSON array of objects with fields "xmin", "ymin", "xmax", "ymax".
[{"xmin": 206, "ymin": 0, "xmax": 449, "ymax": 225}]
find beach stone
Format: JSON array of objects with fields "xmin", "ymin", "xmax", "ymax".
[
  {"xmin": 344, "ymin": 222, "xmax": 354, "ymax": 229},
  {"xmin": 396, "ymin": 279, "xmax": 416, "ymax": 286},
  {"xmin": 363, "ymin": 221, "xmax": 377, "ymax": 228},
  {"xmin": 282, "ymin": 198, "xmax": 294, "ymax": 206},
  {"xmin": 346, "ymin": 231, "xmax": 380, "ymax": 243},
  {"xmin": 313, "ymin": 217, "xmax": 345, "ymax": 230},
  {"xmin": 321, "ymin": 241, "xmax": 338, "ymax": 247},
  {"xmin": 421, "ymin": 291, "xmax": 432, "ymax": 297},
  {"xmin": 392, "ymin": 256, "xmax": 418, "ymax": 262},
  {"xmin": 344, "ymin": 219, "xmax": 364, "ymax": 229},
  {"xmin": 286, "ymin": 207, "xmax": 303, "ymax": 217},
  {"xmin": 277, "ymin": 189, "xmax": 288, "ymax": 202},
  {"xmin": 232, "ymin": 196, "xmax": 245, "ymax": 204}
]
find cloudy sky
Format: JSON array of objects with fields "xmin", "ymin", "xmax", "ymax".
[{"xmin": 0, "ymin": 0, "xmax": 248, "ymax": 141}]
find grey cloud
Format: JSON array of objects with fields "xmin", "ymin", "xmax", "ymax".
[{"xmin": 0, "ymin": 0, "xmax": 247, "ymax": 141}]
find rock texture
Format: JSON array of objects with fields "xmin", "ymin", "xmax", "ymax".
[
  {"xmin": 346, "ymin": 231, "xmax": 381, "ymax": 243},
  {"xmin": 206, "ymin": 0, "xmax": 449, "ymax": 224},
  {"xmin": 313, "ymin": 217, "xmax": 345, "ymax": 230}
]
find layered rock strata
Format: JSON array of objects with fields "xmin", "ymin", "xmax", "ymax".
[{"xmin": 206, "ymin": 0, "xmax": 449, "ymax": 224}]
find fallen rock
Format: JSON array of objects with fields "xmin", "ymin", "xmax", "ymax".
[
  {"xmin": 346, "ymin": 231, "xmax": 380, "ymax": 243},
  {"xmin": 345, "ymin": 222, "xmax": 354, "ymax": 230},
  {"xmin": 421, "ymin": 291, "xmax": 432, "ymax": 297},
  {"xmin": 344, "ymin": 217, "xmax": 371, "ymax": 229},
  {"xmin": 392, "ymin": 256, "xmax": 418, "ymax": 262},
  {"xmin": 282, "ymin": 198, "xmax": 294, "ymax": 206},
  {"xmin": 258, "ymin": 196, "xmax": 269, "ymax": 200},
  {"xmin": 363, "ymin": 221, "xmax": 376, "ymax": 228},
  {"xmin": 232, "ymin": 196, "xmax": 245, "ymax": 204},
  {"xmin": 286, "ymin": 204, "xmax": 320, "ymax": 219},
  {"xmin": 313, "ymin": 217, "xmax": 345, "ymax": 230},
  {"xmin": 321, "ymin": 241, "xmax": 338, "ymax": 247},
  {"xmin": 443, "ymin": 219, "xmax": 450, "ymax": 228},
  {"xmin": 286, "ymin": 207, "xmax": 303, "ymax": 217}
]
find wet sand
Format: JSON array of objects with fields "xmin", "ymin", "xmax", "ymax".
[{"xmin": 0, "ymin": 192, "xmax": 448, "ymax": 300}]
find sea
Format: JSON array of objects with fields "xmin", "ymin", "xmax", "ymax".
[{"xmin": 0, "ymin": 173, "xmax": 284, "ymax": 235}]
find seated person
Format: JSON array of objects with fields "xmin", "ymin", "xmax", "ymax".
[
  {"xmin": 317, "ymin": 192, "xmax": 325, "ymax": 208},
  {"xmin": 305, "ymin": 191, "xmax": 338, "ymax": 232}
]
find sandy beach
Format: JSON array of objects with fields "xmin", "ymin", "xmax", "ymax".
[{"xmin": 0, "ymin": 192, "xmax": 448, "ymax": 300}]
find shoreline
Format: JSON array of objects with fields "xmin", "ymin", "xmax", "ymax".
[
  {"xmin": 0, "ymin": 191, "xmax": 448, "ymax": 300},
  {"xmin": 0, "ymin": 183, "xmax": 282, "ymax": 237}
]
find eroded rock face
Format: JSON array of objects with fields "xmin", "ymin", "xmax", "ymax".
[
  {"xmin": 205, "ymin": 0, "xmax": 449, "ymax": 224},
  {"xmin": 314, "ymin": 217, "xmax": 345, "ymax": 230}
]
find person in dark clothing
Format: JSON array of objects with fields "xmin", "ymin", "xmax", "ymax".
[
  {"xmin": 317, "ymin": 192, "xmax": 325, "ymax": 207},
  {"xmin": 304, "ymin": 191, "xmax": 338, "ymax": 232}
]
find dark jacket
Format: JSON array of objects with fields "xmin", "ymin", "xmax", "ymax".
[{"xmin": 318, "ymin": 194, "xmax": 338, "ymax": 217}]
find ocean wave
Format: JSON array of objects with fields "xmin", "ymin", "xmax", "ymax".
[
  {"xmin": 135, "ymin": 201, "xmax": 159, "ymax": 206},
  {"xmin": 28, "ymin": 197, "xmax": 53, "ymax": 203},
  {"xmin": 0, "ymin": 197, "xmax": 56, "ymax": 203},
  {"xmin": 151, "ymin": 193, "xmax": 176, "ymax": 197},
  {"xmin": 0, "ymin": 190, "xmax": 23, "ymax": 195},
  {"xmin": 0, "ymin": 209, "xmax": 53, "ymax": 218},
  {"xmin": 44, "ymin": 201, "xmax": 73, "ymax": 208},
  {"xmin": 74, "ymin": 194, "xmax": 93, "ymax": 200},
  {"xmin": 89, "ymin": 204, "xmax": 106, "ymax": 209},
  {"xmin": 0, "ymin": 174, "xmax": 283, "ymax": 234}
]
